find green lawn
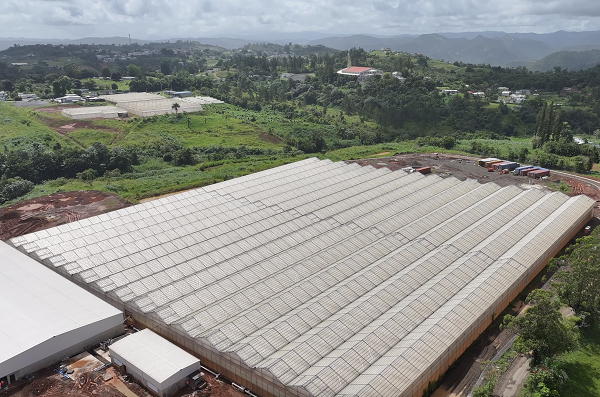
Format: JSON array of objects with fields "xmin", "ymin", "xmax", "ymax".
[
  {"xmin": 0, "ymin": 102, "xmax": 77, "ymax": 150},
  {"xmin": 559, "ymin": 322, "xmax": 600, "ymax": 397}
]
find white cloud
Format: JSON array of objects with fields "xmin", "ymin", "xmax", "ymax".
[{"xmin": 1, "ymin": 0, "xmax": 600, "ymax": 38}]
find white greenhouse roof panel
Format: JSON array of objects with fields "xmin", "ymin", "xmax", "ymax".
[
  {"xmin": 0, "ymin": 241, "xmax": 123, "ymax": 379},
  {"xmin": 9, "ymin": 158, "xmax": 595, "ymax": 397},
  {"xmin": 109, "ymin": 329, "xmax": 199, "ymax": 384}
]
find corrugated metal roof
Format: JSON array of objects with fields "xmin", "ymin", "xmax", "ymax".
[
  {"xmin": 0, "ymin": 241, "xmax": 122, "ymax": 373},
  {"xmin": 109, "ymin": 329, "xmax": 199, "ymax": 383},
  {"xmin": 9, "ymin": 158, "xmax": 595, "ymax": 397}
]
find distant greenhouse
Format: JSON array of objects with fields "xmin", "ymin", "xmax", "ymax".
[
  {"xmin": 10, "ymin": 158, "xmax": 594, "ymax": 397},
  {"xmin": 99, "ymin": 93, "xmax": 203, "ymax": 117},
  {"xmin": 62, "ymin": 106, "xmax": 128, "ymax": 120}
]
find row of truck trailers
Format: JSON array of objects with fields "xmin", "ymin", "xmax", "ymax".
[{"xmin": 477, "ymin": 158, "xmax": 551, "ymax": 178}]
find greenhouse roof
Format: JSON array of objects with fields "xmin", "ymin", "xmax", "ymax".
[{"xmin": 10, "ymin": 158, "xmax": 595, "ymax": 397}]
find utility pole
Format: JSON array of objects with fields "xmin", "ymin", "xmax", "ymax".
[{"xmin": 129, "ymin": 34, "xmax": 131, "ymax": 46}]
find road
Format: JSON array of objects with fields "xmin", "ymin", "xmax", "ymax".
[
  {"xmin": 552, "ymin": 170, "xmax": 600, "ymax": 190},
  {"xmin": 499, "ymin": 356, "xmax": 531, "ymax": 397}
]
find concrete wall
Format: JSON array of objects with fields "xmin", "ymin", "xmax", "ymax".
[
  {"xmin": 2, "ymin": 321, "xmax": 123, "ymax": 381},
  {"xmin": 110, "ymin": 350, "xmax": 198, "ymax": 397}
]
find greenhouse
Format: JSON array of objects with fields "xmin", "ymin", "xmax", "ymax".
[
  {"xmin": 99, "ymin": 92, "xmax": 165, "ymax": 104},
  {"xmin": 10, "ymin": 158, "xmax": 594, "ymax": 397},
  {"xmin": 181, "ymin": 96, "xmax": 225, "ymax": 105},
  {"xmin": 98, "ymin": 93, "xmax": 203, "ymax": 116},
  {"xmin": 119, "ymin": 99, "xmax": 203, "ymax": 117},
  {"xmin": 61, "ymin": 106, "xmax": 128, "ymax": 120}
]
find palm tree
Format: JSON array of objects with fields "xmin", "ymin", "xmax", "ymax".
[{"xmin": 172, "ymin": 102, "xmax": 180, "ymax": 114}]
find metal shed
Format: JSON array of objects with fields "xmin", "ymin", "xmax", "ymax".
[
  {"xmin": 494, "ymin": 162, "xmax": 520, "ymax": 170},
  {"xmin": 477, "ymin": 158, "xmax": 498, "ymax": 167},
  {"xmin": 513, "ymin": 165, "xmax": 535, "ymax": 175},
  {"xmin": 520, "ymin": 167, "xmax": 541, "ymax": 176},
  {"xmin": 109, "ymin": 329, "xmax": 200, "ymax": 397},
  {"xmin": 528, "ymin": 169, "xmax": 550, "ymax": 179},
  {"xmin": 0, "ymin": 242, "xmax": 123, "ymax": 384}
]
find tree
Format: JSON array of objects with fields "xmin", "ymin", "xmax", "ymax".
[
  {"xmin": 63, "ymin": 63, "xmax": 81, "ymax": 79},
  {"xmin": 171, "ymin": 102, "xmax": 181, "ymax": 114},
  {"xmin": 101, "ymin": 67, "xmax": 111, "ymax": 78},
  {"xmin": 52, "ymin": 76, "xmax": 71, "ymax": 97},
  {"xmin": 554, "ymin": 234, "xmax": 600, "ymax": 321},
  {"xmin": 160, "ymin": 61, "xmax": 171, "ymax": 76},
  {"xmin": 76, "ymin": 168, "xmax": 96, "ymax": 186},
  {"xmin": 502, "ymin": 289, "xmax": 578, "ymax": 364},
  {"xmin": 83, "ymin": 80, "xmax": 97, "ymax": 90},
  {"xmin": 126, "ymin": 64, "xmax": 142, "ymax": 78}
]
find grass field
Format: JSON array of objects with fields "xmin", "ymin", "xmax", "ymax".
[
  {"xmin": 559, "ymin": 322, "xmax": 600, "ymax": 397},
  {"xmin": 8, "ymin": 154, "xmax": 309, "ymax": 204},
  {"xmin": 0, "ymin": 102, "xmax": 77, "ymax": 150}
]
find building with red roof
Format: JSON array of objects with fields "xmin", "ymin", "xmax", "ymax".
[{"xmin": 337, "ymin": 66, "xmax": 383, "ymax": 80}]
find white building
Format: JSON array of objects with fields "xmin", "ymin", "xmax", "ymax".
[
  {"xmin": 337, "ymin": 66, "xmax": 383, "ymax": 81},
  {"xmin": 0, "ymin": 91, "xmax": 6, "ymax": 101},
  {"xmin": 442, "ymin": 89, "xmax": 458, "ymax": 95},
  {"xmin": 109, "ymin": 330, "xmax": 200, "ymax": 397},
  {"xmin": 392, "ymin": 71, "xmax": 406, "ymax": 81},
  {"xmin": 510, "ymin": 94, "xmax": 527, "ymax": 104},
  {"xmin": 501, "ymin": 91, "xmax": 511, "ymax": 97},
  {"xmin": 0, "ymin": 241, "xmax": 123, "ymax": 384},
  {"xmin": 54, "ymin": 94, "xmax": 83, "ymax": 103}
]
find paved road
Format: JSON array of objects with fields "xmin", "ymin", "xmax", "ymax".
[{"xmin": 501, "ymin": 356, "xmax": 531, "ymax": 397}]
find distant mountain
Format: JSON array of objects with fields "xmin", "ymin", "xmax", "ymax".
[
  {"xmin": 529, "ymin": 50, "xmax": 600, "ymax": 72},
  {"xmin": 5, "ymin": 30, "xmax": 600, "ymax": 70},
  {"xmin": 307, "ymin": 34, "xmax": 551, "ymax": 66},
  {"xmin": 0, "ymin": 36, "xmax": 152, "ymax": 51}
]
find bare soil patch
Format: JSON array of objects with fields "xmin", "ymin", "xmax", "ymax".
[
  {"xmin": 258, "ymin": 133, "xmax": 283, "ymax": 145},
  {"xmin": 1, "ymin": 362, "xmax": 245, "ymax": 397},
  {"xmin": 34, "ymin": 105, "xmax": 80, "ymax": 114},
  {"xmin": 0, "ymin": 191, "xmax": 130, "ymax": 240}
]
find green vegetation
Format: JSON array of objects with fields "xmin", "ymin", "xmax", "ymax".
[
  {"xmin": 559, "ymin": 323, "xmax": 600, "ymax": 397},
  {"xmin": 510, "ymin": 228, "xmax": 600, "ymax": 397}
]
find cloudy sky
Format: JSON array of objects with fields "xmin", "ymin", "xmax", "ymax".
[{"xmin": 1, "ymin": 0, "xmax": 600, "ymax": 39}]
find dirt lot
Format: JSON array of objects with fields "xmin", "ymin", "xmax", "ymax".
[
  {"xmin": 0, "ymin": 191, "xmax": 130, "ymax": 240},
  {"xmin": 0, "ymin": 351, "xmax": 244, "ymax": 397},
  {"xmin": 348, "ymin": 153, "xmax": 600, "ymax": 214}
]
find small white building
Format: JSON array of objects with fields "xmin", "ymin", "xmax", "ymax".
[
  {"xmin": 109, "ymin": 330, "xmax": 200, "ymax": 397},
  {"xmin": 442, "ymin": 89, "xmax": 458, "ymax": 95},
  {"xmin": 392, "ymin": 72, "xmax": 406, "ymax": 81},
  {"xmin": 510, "ymin": 94, "xmax": 527, "ymax": 104},
  {"xmin": 0, "ymin": 91, "xmax": 6, "ymax": 101},
  {"xmin": 515, "ymin": 89, "xmax": 531, "ymax": 95},
  {"xmin": 501, "ymin": 91, "xmax": 511, "ymax": 97},
  {"xmin": 472, "ymin": 91, "xmax": 486, "ymax": 97}
]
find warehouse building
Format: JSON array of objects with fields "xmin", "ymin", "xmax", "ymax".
[
  {"xmin": 9, "ymin": 158, "xmax": 594, "ymax": 397},
  {"xmin": 0, "ymin": 241, "xmax": 123, "ymax": 384},
  {"xmin": 109, "ymin": 329, "xmax": 200, "ymax": 397}
]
